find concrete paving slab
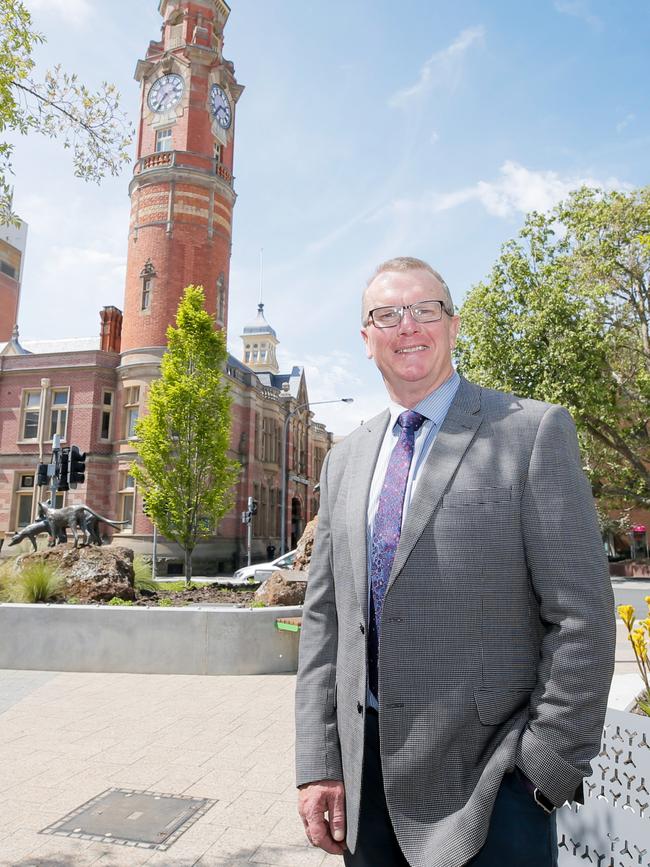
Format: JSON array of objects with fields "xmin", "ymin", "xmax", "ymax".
[{"xmin": 0, "ymin": 618, "xmax": 645, "ymax": 867}]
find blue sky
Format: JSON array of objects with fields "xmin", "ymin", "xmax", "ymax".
[{"xmin": 10, "ymin": 0, "xmax": 650, "ymax": 435}]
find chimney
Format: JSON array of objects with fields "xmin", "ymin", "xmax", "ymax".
[{"xmin": 100, "ymin": 306, "xmax": 123, "ymax": 353}]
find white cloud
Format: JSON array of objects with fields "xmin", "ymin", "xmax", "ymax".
[
  {"xmin": 389, "ymin": 27, "xmax": 485, "ymax": 108},
  {"xmin": 374, "ymin": 161, "xmax": 629, "ymax": 223},
  {"xmin": 616, "ymin": 113, "xmax": 636, "ymax": 134},
  {"xmin": 554, "ymin": 0, "xmax": 602, "ymax": 30},
  {"xmin": 439, "ymin": 161, "xmax": 627, "ymax": 217},
  {"xmin": 25, "ymin": 0, "xmax": 92, "ymax": 28}
]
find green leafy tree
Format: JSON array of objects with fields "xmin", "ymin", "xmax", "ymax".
[
  {"xmin": 131, "ymin": 286, "xmax": 240, "ymax": 585},
  {"xmin": 457, "ymin": 186, "xmax": 650, "ymax": 509},
  {"xmin": 0, "ymin": 0, "xmax": 132, "ymax": 223}
]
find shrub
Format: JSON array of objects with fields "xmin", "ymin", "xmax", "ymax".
[{"xmin": 107, "ymin": 597, "xmax": 134, "ymax": 606}]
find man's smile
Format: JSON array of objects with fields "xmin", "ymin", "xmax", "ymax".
[{"xmin": 395, "ymin": 345, "xmax": 428, "ymax": 354}]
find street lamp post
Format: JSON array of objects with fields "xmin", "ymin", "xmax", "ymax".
[{"xmin": 280, "ymin": 398, "xmax": 353, "ymax": 555}]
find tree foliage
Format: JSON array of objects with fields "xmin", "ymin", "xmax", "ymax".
[
  {"xmin": 131, "ymin": 286, "xmax": 240, "ymax": 584},
  {"xmin": 456, "ymin": 186, "xmax": 650, "ymax": 509},
  {"xmin": 0, "ymin": 0, "xmax": 132, "ymax": 223}
]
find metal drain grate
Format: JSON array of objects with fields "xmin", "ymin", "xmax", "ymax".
[{"xmin": 40, "ymin": 787, "xmax": 217, "ymax": 851}]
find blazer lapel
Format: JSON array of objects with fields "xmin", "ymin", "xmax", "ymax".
[
  {"xmin": 346, "ymin": 409, "xmax": 390, "ymax": 625},
  {"xmin": 388, "ymin": 377, "xmax": 483, "ymax": 586}
]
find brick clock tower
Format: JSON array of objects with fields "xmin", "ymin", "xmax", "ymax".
[
  {"xmin": 116, "ymin": 0, "xmax": 242, "ymax": 543},
  {"xmin": 120, "ymin": 0, "xmax": 242, "ymax": 356}
]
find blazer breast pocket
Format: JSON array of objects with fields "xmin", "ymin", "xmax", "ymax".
[{"xmin": 442, "ymin": 486, "xmax": 512, "ymax": 508}]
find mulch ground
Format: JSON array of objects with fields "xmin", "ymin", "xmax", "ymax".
[{"xmin": 133, "ymin": 583, "xmax": 258, "ymax": 606}]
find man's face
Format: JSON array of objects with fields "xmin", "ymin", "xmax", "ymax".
[{"xmin": 361, "ymin": 269, "xmax": 460, "ymax": 402}]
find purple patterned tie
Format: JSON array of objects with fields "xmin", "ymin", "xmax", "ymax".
[{"xmin": 368, "ymin": 410, "xmax": 426, "ymax": 699}]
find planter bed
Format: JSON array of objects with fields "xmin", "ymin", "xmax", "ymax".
[{"xmin": 0, "ymin": 602, "xmax": 303, "ymax": 676}]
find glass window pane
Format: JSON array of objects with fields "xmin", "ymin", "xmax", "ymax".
[
  {"xmin": 20, "ymin": 475, "xmax": 34, "ymax": 488},
  {"xmin": 25, "ymin": 392, "xmax": 40, "ymax": 407},
  {"xmin": 52, "ymin": 391, "xmax": 67, "ymax": 405},
  {"xmin": 103, "ymin": 392, "xmax": 112, "ymax": 406},
  {"xmin": 23, "ymin": 411, "xmax": 39, "ymax": 439},
  {"xmin": 101, "ymin": 410, "xmax": 111, "ymax": 439},
  {"xmin": 17, "ymin": 494, "xmax": 32, "ymax": 528},
  {"xmin": 121, "ymin": 494, "xmax": 133, "ymax": 527},
  {"xmin": 127, "ymin": 408, "xmax": 138, "ymax": 437}
]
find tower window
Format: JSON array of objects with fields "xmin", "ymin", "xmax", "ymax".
[
  {"xmin": 216, "ymin": 272, "xmax": 225, "ymax": 323},
  {"xmin": 214, "ymin": 143, "xmax": 222, "ymax": 165},
  {"xmin": 155, "ymin": 127, "xmax": 173, "ymax": 153},
  {"xmin": 140, "ymin": 260, "xmax": 156, "ymax": 310},
  {"xmin": 142, "ymin": 277, "xmax": 152, "ymax": 310}
]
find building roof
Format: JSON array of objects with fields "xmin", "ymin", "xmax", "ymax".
[
  {"xmin": 256, "ymin": 366, "xmax": 303, "ymax": 397},
  {"xmin": 242, "ymin": 303, "xmax": 277, "ymax": 339},
  {"xmin": 0, "ymin": 335, "xmax": 101, "ymax": 356}
]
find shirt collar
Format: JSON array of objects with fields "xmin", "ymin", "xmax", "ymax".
[{"xmin": 387, "ymin": 370, "xmax": 461, "ymax": 431}]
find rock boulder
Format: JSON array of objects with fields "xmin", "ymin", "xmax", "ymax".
[
  {"xmin": 254, "ymin": 569, "xmax": 307, "ymax": 606},
  {"xmin": 293, "ymin": 515, "xmax": 318, "ymax": 573},
  {"xmin": 15, "ymin": 544, "xmax": 135, "ymax": 603}
]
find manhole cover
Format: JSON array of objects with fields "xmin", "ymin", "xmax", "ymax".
[{"xmin": 40, "ymin": 788, "xmax": 217, "ymax": 850}]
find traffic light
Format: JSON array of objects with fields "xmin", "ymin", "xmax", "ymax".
[
  {"xmin": 247, "ymin": 496, "xmax": 258, "ymax": 515},
  {"xmin": 37, "ymin": 463, "xmax": 49, "ymax": 487},
  {"xmin": 69, "ymin": 445, "xmax": 86, "ymax": 487},
  {"xmin": 58, "ymin": 449, "xmax": 69, "ymax": 492}
]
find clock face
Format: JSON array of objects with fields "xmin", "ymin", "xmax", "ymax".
[
  {"xmin": 210, "ymin": 84, "xmax": 232, "ymax": 129},
  {"xmin": 148, "ymin": 74, "xmax": 184, "ymax": 113}
]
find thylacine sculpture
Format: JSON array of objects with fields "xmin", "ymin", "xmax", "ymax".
[
  {"xmin": 9, "ymin": 519, "xmax": 67, "ymax": 552},
  {"xmin": 36, "ymin": 503, "xmax": 129, "ymax": 548}
]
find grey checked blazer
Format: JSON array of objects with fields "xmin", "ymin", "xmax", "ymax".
[{"xmin": 295, "ymin": 376, "xmax": 615, "ymax": 867}]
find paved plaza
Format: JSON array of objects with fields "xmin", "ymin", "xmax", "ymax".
[{"xmin": 0, "ymin": 590, "xmax": 644, "ymax": 867}]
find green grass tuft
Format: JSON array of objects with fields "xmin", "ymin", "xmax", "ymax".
[
  {"xmin": 133, "ymin": 556, "xmax": 157, "ymax": 593},
  {"xmin": 8, "ymin": 560, "xmax": 63, "ymax": 603}
]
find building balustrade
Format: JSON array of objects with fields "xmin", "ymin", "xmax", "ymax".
[{"xmin": 135, "ymin": 151, "xmax": 233, "ymax": 187}]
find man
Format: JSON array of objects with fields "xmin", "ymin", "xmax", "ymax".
[{"xmin": 295, "ymin": 257, "xmax": 615, "ymax": 867}]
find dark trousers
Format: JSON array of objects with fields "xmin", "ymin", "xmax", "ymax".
[{"xmin": 344, "ymin": 710, "xmax": 558, "ymax": 867}]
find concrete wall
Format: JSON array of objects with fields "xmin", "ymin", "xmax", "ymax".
[{"xmin": 0, "ymin": 604, "xmax": 302, "ymax": 675}]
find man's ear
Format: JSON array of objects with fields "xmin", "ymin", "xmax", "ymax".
[
  {"xmin": 361, "ymin": 326, "xmax": 373, "ymax": 359},
  {"xmin": 449, "ymin": 315, "xmax": 460, "ymax": 351}
]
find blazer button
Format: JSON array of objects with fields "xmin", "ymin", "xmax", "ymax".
[
  {"xmin": 359, "ymin": 623, "xmax": 365, "ymax": 634},
  {"xmin": 357, "ymin": 701, "xmax": 363, "ymax": 714}
]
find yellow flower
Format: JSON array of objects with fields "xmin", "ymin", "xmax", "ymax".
[
  {"xmin": 631, "ymin": 630, "xmax": 648, "ymax": 662},
  {"xmin": 618, "ymin": 604, "xmax": 636, "ymax": 630}
]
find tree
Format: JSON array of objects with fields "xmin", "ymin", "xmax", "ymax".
[
  {"xmin": 456, "ymin": 186, "xmax": 650, "ymax": 509},
  {"xmin": 0, "ymin": 0, "xmax": 132, "ymax": 223},
  {"xmin": 131, "ymin": 286, "xmax": 240, "ymax": 585}
]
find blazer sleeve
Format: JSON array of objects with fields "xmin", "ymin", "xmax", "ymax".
[
  {"xmin": 517, "ymin": 404, "xmax": 616, "ymax": 806},
  {"xmin": 294, "ymin": 448, "xmax": 344, "ymax": 786}
]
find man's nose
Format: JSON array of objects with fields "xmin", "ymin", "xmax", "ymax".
[{"xmin": 397, "ymin": 308, "xmax": 420, "ymax": 334}]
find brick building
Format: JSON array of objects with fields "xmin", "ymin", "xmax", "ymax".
[{"xmin": 0, "ymin": 0, "xmax": 333, "ymax": 573}]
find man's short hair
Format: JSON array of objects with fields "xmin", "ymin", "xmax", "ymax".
[{"xmin": 362, "ymin": 256, "xmax": 455, "ymax": 325}]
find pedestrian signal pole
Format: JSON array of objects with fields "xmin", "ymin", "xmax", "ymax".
[{"xmin": 241, "ymin": 496, "xmax": 258, "ymax": 567}]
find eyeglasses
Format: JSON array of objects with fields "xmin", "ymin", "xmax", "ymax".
[{"xmin": 368, "ymin": 299, "xmax": 450, "ymax": 329}]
